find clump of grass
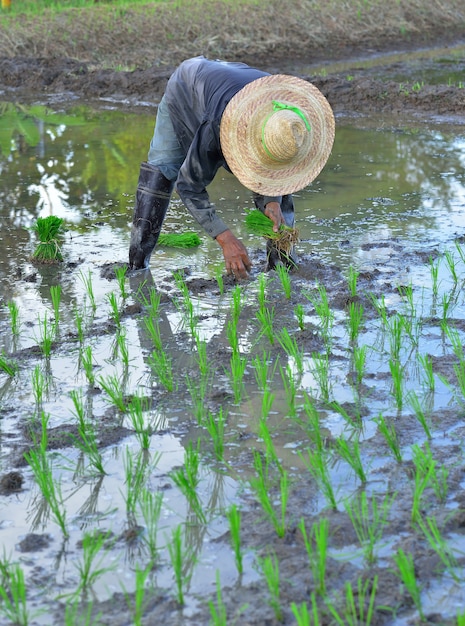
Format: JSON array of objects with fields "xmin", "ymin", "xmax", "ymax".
[
  {"xmin": 31, "ymin": 216, "xmax": 64, "ymax": 263},
  {"xmin": 157, "ymin": 232, "xmax": 201, "ymax": 248},
  {"xmin": 245, "ymin": 209, "xmax": 299, "ymax": 257}
]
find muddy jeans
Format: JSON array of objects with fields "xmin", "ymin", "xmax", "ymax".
[{"xmin": 147, "ymin": 95, "xmax": 185, "ymax": 182}]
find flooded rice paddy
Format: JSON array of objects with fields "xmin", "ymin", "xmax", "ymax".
[{"xmin": 1, "ymin": 101, "xmax": 465, "ymax": 624}]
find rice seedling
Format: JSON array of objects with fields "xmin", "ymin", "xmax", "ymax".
[
  {"xmin": 193, "ymin": 332, "xmax": 211, "ymax": 380},
  {"xmin": 226, "ymin": 504, "xmax": 243, "ymax": 576},
  {"xmin": 7, "ymin": 299, "xmax": 21, "ymax": 338},
  {"xmin": 300, "ymin": 448, "xmax": 337, "ymax": 510},
  {"xmin": 326, "ymin": 575, "xmax": 378, "ymax": 626},
  {"xmin": 417, "ymin": 353, "xmax": 435, "ymax": 393},
  {"xmin": 114, "ymin": 265, "xmax": 128, "ymax": 300},
  {"xmin": 74, "ymin": 530, "xmax": 115, "ymax": 597},
  {"xmin": 214, "ymin": 265, "xmax": 224, "ymax": 295},
  {"xmin": 127, "ymin": 393, "xmax": 154, "ymax": 450},
  {"xmin": 305, "ymin": 283, "xmax": 333, "ymax": 347},
  {"xmin": 393, "ymin": 549, "xmax": 424, "ymax": 620},
  {"xmin": 417, "ymin": 515, "xmax": 459, "ymax": 581},
  {"xmin": 24, "ymin": 412, "xmax": 68, "ymax": 538},
  {"xmin": 74, "ymin": 306, "xmax": 85, "ymax": 344},
  {"xmin": 387, "ymin": 314, "xmax": 405, "ymax": 361},
  {"xmin": 368, "ymin": 292, "xmax": 388, "ymax": 328},
  {"xmin": 63, "ymin": 599, "xmax": 100, "ymax": 625},
  {"xmin": 0, "ymin": 352, "xmax": 18, "ymax": 377},
  {"xmin": 185, "ymin": 373, "xmax": 209, "ymax": 424},
  {"xmin": 250, "ymin": 452, "xmax": 289, "ymax": 537},
  {"xmin": 79, "ymin": 269, "xmax": 97, "ymax": 313},
  {"xmin": 389, "ymin": 358, "xmax": 404, "ymax": 410},
  {"xmin": 347, "ymin": 301, "xmax": 364, "ymax": 342},
  {"xmin": 115, "ymin": 329, "xmax": 130, "ymax": 369},
  {"xmin": 167, "ymin": 523, "xmax": 196, "ymax": 605},
  {"xmin": 444, "ymin": 249, "xmax": 459, "ymax": 284},
  {"xmin": 70, "ymin": 389, "xmax": 106, "ymax": 475},
  {"xmin": 125, "ymin": 562, "xmax": 152, "ymax": 626},
  {"xmin": 173, "ymin": 270, "xmax": 198, "ymax": 337},
  {"xmin": 260, "ymin": 552, "xmax": 283, "ymax": 621},
  {"xmin": 278, "ymin": 327, "xmax": 304, "ymax": 375},
  {"xmin": 335, "ymin": 435, "xmax": 367, "ymax": 483},
  {"xmin": 407, "ymin": 390, "xmax": 432, "ymax": 439},
  {"xmin": 107, "ymin": 291, "xmax": 121, "ymax": 329},
  {"xmin": 398, "ymin": 283, "xmax": 416, "ymax": 318},
  {"xmin": 245, "ymin": 209, "xmax": 299, "ymax": 260},
  {"xmin": 328, "ymin": 400, "xmax": 362, "ymax": 429},
  {"xmin": 139, "ymin": 488, "xmax": 163, "ymax": 562},
  {"xmin": 275, "ymin": 263, "xmax": 292, "ymax": 299},
  {"xmin": 351, "ymin": 344, "xmax": 367, "ymax": 387},
  {"xmin": 298, "ymin": 517, "xmax": 329, "ymax": 596},
  {"xmin": 280, "ymin": 362, "xmax": 298, "ymax": 417},
  {"xmin": 343, "ymin": 491, "xmax": 394, "ymax": 565},
  {"xmin": 310, "ymin": 352, "xmax": 332, "ymax": 402},
  {"xmin": 291, "ymin": 594, "xmax": 320, "ymax": 626},
  {"xmin": 458, "ymin": 610, "xmax": 465, "ymax": 626},
  {"xmin": 302, "ymin": 394, "xmax": 324, "ymax": 452},
  {"xmin": 31, "ymin": 215, "xmax": 64, "ymax": 263},
  {"xmin": 411, "ymin": 456, "xmax": 435, "ymax": 526},
  {"xmin": 36, "ymin": 312, "xmax": 54, "ymax": 358},
  {"xmin": 171, "ymin": 440, "xmax": 206, "ymax": 524},
  {"xmin": 226, "ymin": 318, "xmax": 239, "ymax": 355},
  {"xmin": 80, "ymin": 345, "xmax": 95, "ymax": 386},
  {"xmin": 255, "ymin": 303, "xmax": 276, "ymax": 345},
  {"xmin": 429, "ymin": 256, "xmax": 440, "ymax": 300},
  {"xmin": 149, "ymin": 347, "xmax": 175, "ymax": 392},
  {"xmin": 374, "ymin": 414, "xmax": 403, "ymax": 462},
  {"xmin": 259, "ymin": 417, "xmax": 282, "ymax": 473},
  {"xmin": 252, "ymin": 350, "xmax": 276, "ymax": 392},
  {"xmin": 347, "ymin": 265, "xmax": 359, "ymax": 298},
  {"xmin": 123, "ymin": 448, "xmax": 152, "ymax": 522},
  {"xmin": 0, "ymin": 560, "xmax": 30, "ymax": 626},
  {"xmin": 412, "ymin": 443, "xmax": 448, "ymax": 504},
  {"xmin": 261, "ymin": 387, "xmax": 275, "ymax": 420},
  {"xmin": 50, "ymin": 284, "xmax": 62, "ymax": 332},
  {"xmin": 294, "ymin": 303, "xmax": 305, "ymax": 330},
  {"xmin": 227, "ymin": 351, "xmax": 247, "ymax": 404},
  {"xmin": 208, "ymin": 571, "xmax": 228, "ymax": 626},
  {"xmin": 144, "ymin": 314, "xmax": 162, "ymax": 350},
  {"xmin": 97, "ymin": 373, "xmax": 127, "ymax": 411},
  {"xmin": 158, "ymin": 231, "xmax": 201, "ymax": 248},
  {"xmin": 205, "ymin": 407, "xmax": 225, "ymax": 461}
]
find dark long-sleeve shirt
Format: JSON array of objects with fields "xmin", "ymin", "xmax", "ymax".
[{"xmin": 164, "ymin": 56, "xmax": 281, "ymax": 238}]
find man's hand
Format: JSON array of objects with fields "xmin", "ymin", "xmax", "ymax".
[
  {"xmin": 264, "ymin": 201, "xmax": 285, "ymax": 232},
  {"xmin": 216, "ymin": 229, "xmax": 252, "ymax": 279}
]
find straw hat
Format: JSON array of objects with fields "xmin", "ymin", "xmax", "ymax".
[{"xmin": 220, "ymin": 74, "xmax": 335, "ymax": 196}]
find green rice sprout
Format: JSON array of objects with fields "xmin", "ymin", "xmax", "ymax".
[
  {"xmin": 205, "ymin": 407, "xmax": 225, "ymax": 461},
  {"xmin": 275, "ymin": 263, "xmax": 292, "ymax": 299},
  {"xmin": 193, "ymin": 332, "xmax": 211, "ymax": 380},
  {"xmin": 214, "ymin": 265, "xmax": 224, "ymax": 295},
  {"xmin": 173, "ymin": 270, "xmax": 198, "ymax": 336},
  {"xmin": 291, "ymin": 594, "xmax": 320, "ymax": 626},
  {"xmin": 261, "ymin": 387, "xmax": 275, "ymax": 420},
  {"xmin": 124, "ymin": 562, "xmax": 152, "ymax": 626},
  {"xmin": 31, "ymin": 215, "xmax": 64, "ymax": 263},
  {"xmin": 335, "ymin": 435, "xmax": 367, "ymax": 483},
  {"xmin": 74, "ymin": 530, "xmax": 115, "ymax": 597},
  {"xmin": 209, "ymin": 571, "xmax": 227, "ymax": 626},
  {"xmin": 245, "ymin": 209, "xmax": 299, "ymax": 258},
  {"xmin": 417, "ymin": 515, "xmax": 460, "ymax": 581},
  {"xmin": 114, "ymin": 265, "xmax": 128, "ymax": 300},
  {"xmin": 63, "ymin": 599, "xmax": 99, "ymax": 626},
  {"xmin": 70, "ymin": 389, "xmax": 106, "ymax": 475},
  {"xmin": 393, "ymin": 549, "xmax": 424, "ymax": 620},
  {"xmin": 347, "ymin": 300, "xmax": 364, "ymax": 342},
  {"xmin": 351, "ymin": 344, "xmax": 367, "ymax": 387},
  {"xmin": 80, "ymin": 345, "xmax": 95, "ymax": 386},
  {"xmin": 79, "ymin": 269, "xmax": 97, "ymax": 313},
  {"xmin": 171, "ymin": 440, "xmax": 206, "ymax": 524},
  {"xmin": 0, "ymin": 352, "xmax": 18, "ymax": 377},
  {"xmin": 149, "ymin": 347, "xmax": 175, "ymax": 392},
  {"xmin": 50, "ymin": 284, "xmax": 62, "ymax": 332},
  {"xmin": 411, "ymin": 453, "xmax": 435, "ymax": 525},
  {"xmin": 144, "ymin": 314, "xmax": 162, "ymax": 350},
  {"xmin": 107, "ymin": 291, "xmax": 121, "ymax": 328},
  {"xmin": 255, "ymin": 303, "xmax": 276, "ymax": 345},
  {"xmin": 374, "ymin": 414, "xmax": 403, "ymax": 462},
  {"xmin": 97, "ymin": 373, "xmax": 127, "ymax": 412},
  {"xmin": 412, "ymin": 442, "xmax": 448, "ymax": 504},
  {"xmin": 343, "ymin": 491, "xmax": 394, "ymax": 565},
  {"xmin": 226, "ymin": 504, "xmax": 243, "ymax": 576},
  {"xmin": 227, "ymin": 352, "xmax": 247, "ymax": 404},
  {"xmin": 115, "ymin": 329, "xmax": 130, "ymax": 369},
  {"xmin": 74, "ymin": 306, "xmax": 85, "ymax": 344},
  {"xmin": 347, "ymin": 265, "xmax": 359, "ymax": 298},
  {"xmin": 278, "ymin": 327, "xmax": 304, "ymax": 375},
  {"xmin": 305, "ymin": 283, "xmax": 334, "ymax": 347},
  {"xmin": 167, "ymin": 524, "xmax": 196, "ymax": 606},
  {"xmin": 280, "ymin": 362, "xmax": 298, "ymax": 417},
  {"xmin": 260, "ymin": 552, "xmax": 283, "ymax": 621},
  {"xmin": 122, "ymin": 448, "xmax": 153, "ymax": 522},
  {"xmin": 417, "ymin": 353, "xmax": 435, "ymax": 393},
  {"xmin": 252, "ymin": 351, "xmax": 276, "ymax": 392},
  {"xmin": 36, "ymin": 312, "xmax": 54, "ymax": 358},
  {"xmin": 258, "ymin": 417, "xmax": 282, "ymax": 473},
  {"xmin": 389, "ymin": 358, "xmax": 404, "ymax": 410},
  {"xmin": 298, "ymin": 517, "xmax": 329, "ymax": 596},
  {"xmin": 157, "ymin": 231, "xmax": 201, "ymax": 248},
  {"xmin": 444, "ymin": 249, "xmax": 459, "ymax": 284},
  {"xmin": 429, "ymin": 256, "xmax": 440, "ymax": 299},
  {"xmin": 310, "ymin": 352, "xmax": 332, "ymax": 402},
  {"xmin": 294, "ymin": 303, "xmax": 305, "ymax": 330},
  {"xmin": 7, "ymin": 300, "xmax": 21, "ymax": 337},
  {"xmin": 0, "ymin": 561, "xmax": 30, "ymax": 626},
  {"xmin": 139, "ymin": 488, "xmax": 163, "ymax": 562},
  {"xmin": 407, "ymin": 390, "xmax": 432, "ymax": 439},
  {"xmin": 301, "ymin": 447, "xmax": 337, "ymax": 510},
  {"xmin": 226, "ymin": 318, "xmax": 239, "ymax": 355},
  {"xmin": 127, "ymin": 393, "xmax": 154, "ymax": 450},
  {"xmin": 327, "ymin": 575, "xmax": 378, "ymax": 626},
  {"xmin": 253, "ymin": 452, "xmax": 289, "ymax": 537}
]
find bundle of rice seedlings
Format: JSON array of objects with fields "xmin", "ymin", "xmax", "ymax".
[
  {"xmin": 245, "ymin": 210, "xmax": 299, "ymax": 256},
  {"xmin": 157, "ymin": 232, "xmax": 201, "ymax": 248},
  {"xmin": 31, "ymin": 216, "xmax": 64, "ymax": 263}
]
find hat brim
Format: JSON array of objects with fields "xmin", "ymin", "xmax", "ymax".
[{"xmin": 220, "ymin": 74, "xmax": 335, "ymax": 196}]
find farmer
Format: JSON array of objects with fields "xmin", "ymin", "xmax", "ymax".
[{"xmin": 128, "ymin": 56, "xmax": 334, "ymax": 278}]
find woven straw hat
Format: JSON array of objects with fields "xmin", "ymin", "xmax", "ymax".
[{"xmin": 220, "ymin": 74, "xmax": 335, "ymax": 196}]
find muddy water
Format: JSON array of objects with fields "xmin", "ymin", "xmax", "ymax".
[{"xmin": 1, "ymin": 103, "xmax": 465, "ymax": 624}]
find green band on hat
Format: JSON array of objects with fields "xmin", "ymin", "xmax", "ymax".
[{"xmin": 261, "ymin": 100, "xmax": 311, "ymax": 160}]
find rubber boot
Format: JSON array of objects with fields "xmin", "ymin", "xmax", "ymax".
[
  {"xmin": 253, "ymin": 194, "xmax": 298, "ymax": 271},
  {"xmin": 128, "ymin": 162, "xmax": 175, "ymax": 270}
]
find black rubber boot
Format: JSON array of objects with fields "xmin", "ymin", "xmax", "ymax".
[
  {"xmin": 253, "ymin": 194, "xmax": 298, "ymax": 271},
  {"xmin": 128, "ymin": 162, "xmax": 175, "ymax": 270}
]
